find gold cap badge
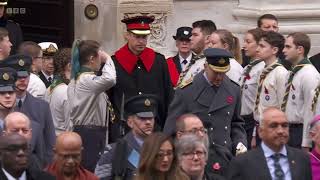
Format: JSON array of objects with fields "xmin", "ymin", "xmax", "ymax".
[
  {"xmin": 46, "ymin": 44, "xmax": 58, "ymax": 54},
  {"xmin": 218, "ymin": 58, "xmax": 226, "ymax": 65},
  {"xmin": 18, "ymin": 59, "xmax": 25, "ymax": 66},
  {"xmin": 144, "ymin": 99, "xmax": 151, "ymax": 106},
  {"xmin": 2, "ymin": 73, "xmax": 9, "ymax": 81}
]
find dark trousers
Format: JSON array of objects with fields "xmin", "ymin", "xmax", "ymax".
[
  {"xmin": 242, "ymin": 114, "xmax": 255, "ymax": 150},
  {"xmin": 288, "ymin": 124, "xmax": 303, "ymax": 148},
  {"xmin": 73, "ymin": 125, "xmax": 107, "ymax": 172}
]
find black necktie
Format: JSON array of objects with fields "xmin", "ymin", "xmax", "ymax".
[
  {"xmin": 271, "ymin": 153, "xmax": 285, "ymax": 180},
  {"xmin": 48, "ymin": 77, "xmax": 52, "ymax": 84},
  {"xmin": 18, "ymin": 99, "xmax": 22, "ymax": 108},
  {"xmin": 182, "ymin": 59, "xmax": 188, "ymax": 65}
]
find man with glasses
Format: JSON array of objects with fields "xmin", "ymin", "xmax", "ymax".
[
  {"xmin": 38, "ymin": 42, "xmax": 58, "ymax": 88},
  {"xmin": 3, "ymin": 112, "xmax": 44, "ymax": 169},
  {"xmin": 0, "ymin": 133, "xmax": 54, "ymax": 179},
  {"xmin": 45, "ymin": 132, "xmax": 98, "ymax": 179},
  {"xmin": 175, "ymin": 113, "xmax": 232, "ymax": 177},
  {"xmin": 95, "ymin": 94, "xmax": 158, "ymax": 180}
]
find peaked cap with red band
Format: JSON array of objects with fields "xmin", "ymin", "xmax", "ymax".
[{"xmin": 121, "ymin": 16, "xmax": 155, "ymax": 35}]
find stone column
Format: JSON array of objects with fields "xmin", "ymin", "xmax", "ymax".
[{"xmin": 231, "ymin": 0, "xmax": 320, "ymax": 55}]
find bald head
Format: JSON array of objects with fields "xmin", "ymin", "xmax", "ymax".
[
  {"xmin": 55, "ymin": 132, "xmax": 82, "ymax": 152},
  {"xmin": 176, "ymin": 113, "xmax": 206, "ymax": 139},
  {"xmin": 4, "ymin": 112, "xmax": 32, "ymax": 141},
  {"xmin": 54, "ymin": 132, "xmax": 83, "ymax": 177},
  {"xmin": 260, "ymin": 107, "xmax": 287, "ymax": 127}
]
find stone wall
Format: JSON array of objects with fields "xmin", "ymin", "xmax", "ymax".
[{"xmin": 74, "ymin": 0, "xmax": 320, "ymax": 57}]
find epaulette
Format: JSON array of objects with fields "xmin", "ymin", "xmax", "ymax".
[{"xmin": 179, "ymin": 77, "xmax": 193, "ymax": 89}]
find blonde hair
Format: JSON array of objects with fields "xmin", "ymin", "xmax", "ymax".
[{"xmin": 213, "ymin": 29, "xmax": 242, "ymax": 65}]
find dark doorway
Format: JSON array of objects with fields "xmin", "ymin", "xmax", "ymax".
[{"xmin": 7, "ymin": 0, "xmax": 74, "ymax": 48}]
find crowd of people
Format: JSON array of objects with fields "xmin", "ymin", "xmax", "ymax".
[{"xmin": 0, "ymin": 0, "xmax": 319, "ymax": 178}]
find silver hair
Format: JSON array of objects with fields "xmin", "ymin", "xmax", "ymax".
[{"xmin": 175, "ymin": 134, "xmax": 209, "ymax": 161}]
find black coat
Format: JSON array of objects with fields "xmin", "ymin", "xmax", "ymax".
[
  {"xmin": 227, "ymin": 145, "xmax": 312, "ymax": 180},
  {"xmin": 0, "ymin": 165, "xmax": 55, "ymax": 180},
  {"xmin": 310, "ymin": 53, "xmax": 320, "ymax": 73},
  {"xmin": 5, "ymin": 20, "xmax": 23, "ymax": 55}
]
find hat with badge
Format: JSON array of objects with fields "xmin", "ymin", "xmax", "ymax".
[
  {"xmin": 0, "ymin": 67, "xmax": 17, "ymax": 92},
  {"xmin": 204, "ymin": 48, "xmax": 233, "ymax": 73},
  {"xmin": 173, "ymin": 26, "xmax": 192, "ymax": 41},
  {"xmin": 0, "ymin": 54, "xmax": 32, "ymax": 78},
  {"xmin": 38, "ymin": 42, "xmax": 58, "ymax": 57},
  {"xmin": 0, "ymin": 0, "xmax": 7, "ymax": 6},
  {"xmin": 124, "ymin": 94, "xmax": 158, "ymax": 118},
  {"xmin": 121, "ymin": 16, "xmax": 155, "ymax": 35}
]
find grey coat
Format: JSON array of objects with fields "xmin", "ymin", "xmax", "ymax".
[
  {"xmin": 164, "ymin": 72, "xmax": 247, "ymax": 175},
  {"xmin": 15, "ymin": 92, "xmax": 56, "ymax": 166}
]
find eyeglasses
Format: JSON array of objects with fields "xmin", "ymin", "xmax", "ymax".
[
  {"xmin": 180, "ymin": 127, "xmax": 207, "ymax": 135},
  {"xmin": 182, "ymin": 150, "xmax": 206, "ymax": 160},
  {"xmin": 156, "ymin": 150, "xmax": 173, "ymax": 160}
]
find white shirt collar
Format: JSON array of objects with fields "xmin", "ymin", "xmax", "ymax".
[
  {"xmin": 41, "ymin": 70, "xmax": 53, "ymax": 80},
  {"xmin": 261, "ymin": 142, "xmax": 287, "ymax": 158},
  {"xmin": 179, "ymin": 53, "xmax": 192, "ymax": 64},
  {"xmin": 2, "ymin": 168, "xmax": 26, "ymax": 180}
]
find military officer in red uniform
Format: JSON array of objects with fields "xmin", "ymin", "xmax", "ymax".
[{"xmin": 109, "ymin": 16, "xmax": 174, "ymax": 142}]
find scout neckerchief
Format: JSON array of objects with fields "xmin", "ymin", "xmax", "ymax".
[
  {"xmin": 254, "ymin": 62, "xmax": 282, "ymax": 112},
  {"xmin": 175, "ymin": 54, "xmax": 205, "ymax": 88},
  {"xmin": 240, "ymin": 59, "xmax": 263, "ymax": 92},
  {"xmin": 48, "ymin": 75, "xmax": 64, "ymax": 94},
  {"xmin": 312, "ymin": 84, "xmax": 320, "ymax": 113},
  {"xmin": 76, "ymin": 66, "xmax": 116, "ymax": 123},
  {"xmin": 280, "ymin": 58, "xmax": 310, "ymax": 111}
]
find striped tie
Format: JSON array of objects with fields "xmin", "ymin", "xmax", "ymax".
[
  {"xmin": 176, "ymin": 54, "xmax": 205, "ymax": 88},
  {"xmin": 311, "ymin": 85, "xmax": 320, "ymax": 112},
  {"xmin": 280, "ymin": 64, "xmax": 304, "ymax": 111},
  {"xmin": 241, "ymin": 60, "xmax": 263, "ymax": 92},
  {"xmin": 254, "ymin": 63, "xmax": 281, "ymax": 112}
]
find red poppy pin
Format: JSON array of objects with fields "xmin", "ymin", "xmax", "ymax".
[
  {"xmin": 212, "ymin": 162, "xmax": 221, "ymax": 170},
  {"xmin": 264, "ymin": 86, "xmax": 269, "ymax": 94},
  {"xmin": 245, "ymin": 74, "xmax": 251, "ymax": 80},
  {"xmin": 227, "ymin": 96, "xmax": 233, "ymax": 104}
]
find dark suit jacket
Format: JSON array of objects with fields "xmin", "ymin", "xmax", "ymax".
[
  {"xmin": 227, "ymin": 145, "xmax": 312, "ymax": 180},
  {"xmin": 15, "ymin": 92, "xmax": 56, "ymax": 166},
  {"xmin": 0, "ymin": 166, "xmax": 55, "ymax": 180},
  {"xmin": 38, "ymin": 71, "xmax": 53, "ymax": 88},
  {"xmin": 310, "ymin": 53, "xmax": 320, "ymax": 73},
  {"xmin": 172, "ymin": 53, "xmax": 195, "ymax": 73}
]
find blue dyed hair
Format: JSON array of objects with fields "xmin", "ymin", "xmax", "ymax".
[{"xmin": 71, "ymin": 39, "xmax": 81, "ymax": 79}]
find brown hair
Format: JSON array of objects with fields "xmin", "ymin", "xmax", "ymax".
[
  {"xmin": 213, "ymin": 29, "xmax": 242, "ymax": 64},
  {"xmin": 257, "ymin": 14, "xmax": 278, "ymax": 28},
  {"xmin": 17, "ymin": 41, "xmax": 41, "ymax": 58},
  {"xmin": 0, "ymin": 27, "xmax": 8, "ymax": 41},
  {"xmin": 287, "ymin": 32, "xmax": 311, "ymax": 57},
  {"xmin": 261, "ymin": 31, "xmax": 284, "ymax": 57},
  {"xmin": 78, "ymin": 40, "xmax": 100, "ymax": 66},
  {"xmin": 135, "ymin": 132, "xmax": 188, "ymax": 180},
  {"xmin": 54, "ymin": 48, "xmax": 71, "ymax": 84},
  {"xmin": 192, "ymin": 20, "xmax": 217, "ymax": 36},
  {"xmin": 247, "ymin": 28, "xmax": 265, "ymax": 44}
]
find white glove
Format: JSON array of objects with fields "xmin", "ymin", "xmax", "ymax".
[{"xmin": 236, "ymin": 142, "xmax": 247, "ymax": 156}]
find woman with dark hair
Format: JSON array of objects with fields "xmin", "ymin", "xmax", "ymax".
[
  {"xmin": 45, "ymin": 48, "xmax": 72, "ymax": 135},
  {"xmin": 135, "ymin": 132, "xmax": 188, "ymax": 180},
  {"xmin": 209, "ymin": 29, "xmax": 244, "ymax": 85},
  {"xmin": 239, "ymin": 28, "xmax": 265, "ymax": 149},
  {"xmin": 67, "ymin": 40, "xmax": 116, "ymax": 172}
]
